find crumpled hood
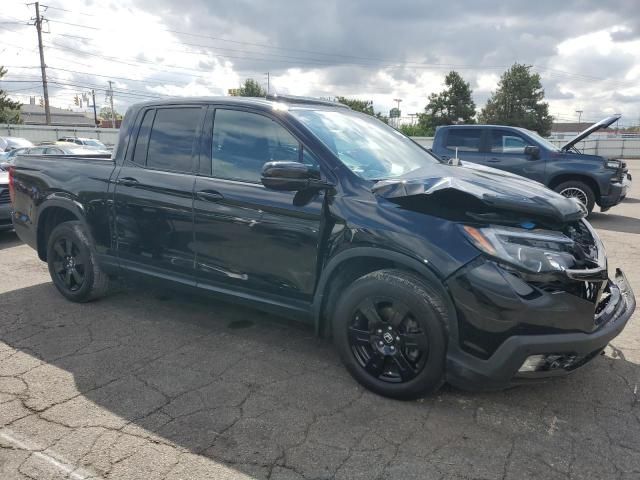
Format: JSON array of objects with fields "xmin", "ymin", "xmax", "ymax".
[{"xmin": 372, "ymin": 161, "xmax": 587, "ymax": 223}]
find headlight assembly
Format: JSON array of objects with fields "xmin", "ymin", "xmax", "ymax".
[
  {"xmin": 605, "ymin": 159, "xmax": 621, "ymax": 169},
  {"xmin": 462, "ymin": 225, "xmax": 579, "ymax": 273}
]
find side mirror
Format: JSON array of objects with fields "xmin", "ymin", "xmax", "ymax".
[
  {"xmin": 524, "ymin": 145, "xmax": 540, "ymax": 159},
  {"xmin": 261, "ymin": 161, "xmax": 333, "ymax": 191}
]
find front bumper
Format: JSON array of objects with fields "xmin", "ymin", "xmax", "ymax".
[
  {"xmin": 446, "ymin": 268, "xmax": 635, "ymax": 390},
  {"xmin": 600, "ymin": 172, "xmax": 631, "ymax": 211},
  {"xmin": 0, "ymin": 202, "xmax": 12, "ymax": 231}
]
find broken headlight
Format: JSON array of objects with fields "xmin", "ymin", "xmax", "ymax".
[{"xmin": 462, "ymin": 225, "xmax": 578, "ymax": 273}]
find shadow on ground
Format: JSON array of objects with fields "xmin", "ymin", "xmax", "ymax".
[
  {"xmin": 589, "ymin": 212, "xmax": 640, "ymax": 235},
  {"xmin": 1, "ymin": 281, "xmax": 639, "ymax": 479},
  {"xmin": 0, "ymin": 230, "xmax": 21, "ymax": 251}
]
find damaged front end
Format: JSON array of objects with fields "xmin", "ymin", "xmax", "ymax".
[{"xmin": 373, "ymin": 165, "xmax": 636, "ymax": 388}]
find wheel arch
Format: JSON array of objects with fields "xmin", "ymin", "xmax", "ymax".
[
  {"xmin": 36, "ymin": 199, "xmax": 86, "ymax": 261},
  {"xmin": 548, "ymin": 173, "xmax": 600, "ymax": 203},
  {"xmin": 313, "ymin": 247, "xmax": 458, "ymax": 339}
]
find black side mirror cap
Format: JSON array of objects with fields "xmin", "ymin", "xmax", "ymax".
[
  {"xmin": 524, "ymin": 145, "xmax": 540, "ymax": 159},
  {"xmin": 261, "ymin": 161, "xmax": 333, "ymax": 191}
]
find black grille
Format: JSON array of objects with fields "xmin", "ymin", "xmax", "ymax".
[{"xmin": 0, "ymin": 188, "xmax": 9, "ymax": 205}]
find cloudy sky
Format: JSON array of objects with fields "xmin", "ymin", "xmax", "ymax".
[{"xmin": 1, "ymin": 0, "xmax": 640, "ymax": 126}]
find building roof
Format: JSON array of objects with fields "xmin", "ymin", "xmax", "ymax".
[{"xmin": 19, "ymin": 104, "xmax": 95, "ymax": 127}]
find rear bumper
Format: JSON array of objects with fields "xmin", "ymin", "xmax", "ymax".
[
  {"xmin": 0, "ymin": 202, "xmax": 12, "ymax": 230},
  {"xmin": 446, "ymin": 269, "xmax": 635, "ymax": 390}
]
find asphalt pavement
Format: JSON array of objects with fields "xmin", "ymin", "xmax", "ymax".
[{"xmin": 0, "ymin": 165, "xmax": 639, "ymax": 479}]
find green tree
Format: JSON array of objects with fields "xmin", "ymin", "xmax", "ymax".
[
  {"xmin": 419, "ymin": 70, "xmax": 476, "ymax": 135},
  {"xmin": 399, "ymin": 123, "xmax": 430, "ymax": 136},
  {"xmin": 99, "ymin": 106, "xmax": 122, "ymax": 121},
  {"xmin": 479, "ymin": 63, "xmax": 553, "ymax": 136},
  {"xmin": 0, "ymin": 67, "xmax": 22, "ymax": 124},
  {"xmin": 238, "ymin": 78, "xmax": 266, "ymax": 97},
  {"xmin": 335, "ymin": 96, "xmax": 388, "ymax": 123}
]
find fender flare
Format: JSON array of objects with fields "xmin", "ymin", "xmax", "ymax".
[
  {"xmin": 36, "ymin": 194, "xmax": 89, "ymax": 257},
  {"xmin": 311, "ymin": 246, "xmax": 458, "ymax": 338}
]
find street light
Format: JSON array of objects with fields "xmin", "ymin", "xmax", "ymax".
[{"xmin": 575, "ymin": 110, "xmax": 583, "ymax": 124}]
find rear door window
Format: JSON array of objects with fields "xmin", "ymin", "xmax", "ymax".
[
  {"xmin": 444, "ymin": 129, "xmax": 482, "ymax": 152},
  {"xmin": 132, "ymin": 109, "xmax": 156, "ymax": 165},
  {"xmin": 146, "ymin": 107, "xmax": 202, "ymax": 173}
]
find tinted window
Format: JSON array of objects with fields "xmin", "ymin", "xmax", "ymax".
[
  {"xmin": 146, "ymin": 107, "xmax": 201, "ymax": 172},
  {"xmin": 490, "ymin": 130, "xmax": 528, "ymax": 154},
  {"xmin": 132, "ymin": 109, "xmax": 155, "ymax": 165},
  {"xmin": 28, "ymin": 147, "xmax": 46, "ymax": 155},
  {"xmin": 212, "ymin": 109, "xmax": 301, "ymax": 183},
  {"xmin": 45, "ymin": 147, "xmax": 63, "ymax": 154},
  {"xmin": 445, "ymin": 129, "xmax": 482, "ymax": 152}
]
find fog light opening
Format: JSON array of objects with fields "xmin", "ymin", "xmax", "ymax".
[{"xmin": 518, "ymin": 353, "xmax": 578, "ymax": 372}]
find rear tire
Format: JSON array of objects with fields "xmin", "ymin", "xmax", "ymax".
[
  {"xmin": 332, "ymin": 269, "xmax": 448, "ymax": 400},
  {"xmin": 554, "ymin": 180, "xmax": 595, "ymax": 213},
  {"xmin": 46, "ymin": 221, "xmax": 110, "ymax": 302}
]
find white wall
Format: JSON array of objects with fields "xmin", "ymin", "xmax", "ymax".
[
  {"xmin": 2, "ymin": 124, "xmax": 120, "ymax": 146},
  {"xmin": 547, "ymin": 138, "xmax": 640, "ymax": 159}
]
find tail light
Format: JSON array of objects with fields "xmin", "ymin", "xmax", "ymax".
[{"xmin": 8, "ymin": 165, "xmax": 15, "ymax": 205}]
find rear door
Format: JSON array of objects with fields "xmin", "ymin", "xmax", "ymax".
[
  {"xmin": 113, "ymin": 105, "xmax": 204, "ymax": 281},
  {"xmin": 192, "ymin": 107, "xmax": 325, "ymax": 304},
  {"xmin": 441, "ymin": 128, "xmax": 487, "ymax": 165},
  {"xmin": 486, "ymin": 129, "xmax": 545, "ymax": 182}
]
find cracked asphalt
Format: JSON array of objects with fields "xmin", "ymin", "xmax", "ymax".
[{"xmin": 1, "ymin": 165, "xmax": 640, "ymax": 480}]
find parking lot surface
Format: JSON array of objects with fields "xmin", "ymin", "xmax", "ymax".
[{"xmin": 1, "ymin": 165, "xmax": 639, "ymax": 480}]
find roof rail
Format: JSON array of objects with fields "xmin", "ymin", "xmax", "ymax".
[{"xmin": 265, "ymin": 93, "xmax": 350, "ymax": 109}]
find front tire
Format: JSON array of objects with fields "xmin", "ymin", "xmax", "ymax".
[
  {"xmin": 332, "ymin": 269, "xmax": 448, "ymax": 400},
  {"xmin": 46, "ymin": 221, "xmax": 110, "ymax": 302},
  {"xmin": 554, "ymin": 180, "xmax": 595, "ymax": 213}
]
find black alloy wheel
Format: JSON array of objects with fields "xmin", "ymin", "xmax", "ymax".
[
  {"xmin": 349, "ymin": 297, "xmax": 429, "ymax": 383},
  {"xmin": 50, "ymin": 236, "xmax": 86, "ymax": 292},
  {"xmin": 46, "ymin": 221, "xmax": 110, "ymax": 302},
  {"xmin": 333, "ymin": 269, "xmax": 448, "ymax": 399}
]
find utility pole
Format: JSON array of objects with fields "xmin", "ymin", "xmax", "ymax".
[
  {"xmin": 264, "ymin": 72, "xmax": 270, "ymax": 95},
  {"xmin": 107, "ymin": 81, "xmax": 116, "ymax": 128},
  {"xmin": 91, "ymin": 89, "xmax": 98, "ymax": 127},
  {"xmin": 575, "ymin": 109, "xmax": 583, "ymax": 124},
  {"xmin": 393, "ymin": 98, "xmax": 402, "ymax": 128},
  {"xmin": 31, "ymin": 2, "xmax": 51, "ymax": 125}
]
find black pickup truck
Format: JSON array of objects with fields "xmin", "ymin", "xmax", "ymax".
[{"xmin": 9, "ymin": 95, "xmax": 636, "ymax": 399}]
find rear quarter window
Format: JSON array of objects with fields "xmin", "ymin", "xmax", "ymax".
[{"xmin": 444, "ymin": 129, "xmax": 482, "ymax": 152}]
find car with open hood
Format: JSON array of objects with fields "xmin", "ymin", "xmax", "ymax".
[
  {"xmin": 431, "ymin": 116, "xmax": 630, "ymax": 213},
  {"xmin": 8, "ymin": 95, "xmax": 636, "ymax": 399}
]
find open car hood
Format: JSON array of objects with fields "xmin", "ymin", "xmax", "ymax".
[
  {"xmin": 372, "ymin": 161, "xmax": 587, "ymax": 224},
  {"xmin": 561, "ymin": 114, "xmax": 621, "ymax": 151}
]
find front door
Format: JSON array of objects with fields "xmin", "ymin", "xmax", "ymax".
[
  {"xmin": 192, "ymin": 107, "xmax": 324, "ymax": 303},
  {"xmin": 486, "ymin": 129, "xmax": 546, "ymax": 182},
  {"xmin": 113, "ymin": 105, "xmax": 204, "ymax": 281}
]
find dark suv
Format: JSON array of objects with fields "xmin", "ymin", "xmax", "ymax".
[{"xmin": 10, "ymin": 95, "xmax": 636, "ymax": 399}]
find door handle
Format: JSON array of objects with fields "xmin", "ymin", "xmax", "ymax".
[
  {"xmin": 487, "ymin": 158, "xmax": 501, "ymax": 163},
  {"xmin": 117, "ymin": 177, "xmax": 139, "ymax": 186},
  {"xmin": 196, "ymin": 190, "xmax": 224, "ymax": 202}
]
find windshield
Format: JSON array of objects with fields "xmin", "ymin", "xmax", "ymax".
[
  {"xmin": 291, "ymin": 109, "xmax": 439, "ymax": 180},
  {"xmin": 84, "ymin": 139, "xmax": 106, "ymax": 148},
  {"xmin": 6, "ymin": 138, "xmax": 33, "ymax": 148},
  {"xmin": 525, "ymin": 129, "xmax": 560, "ymax": 152}
]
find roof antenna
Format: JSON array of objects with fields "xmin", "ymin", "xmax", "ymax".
[{"xmin": 448, "ymin": 147, "xmax": 461, "ymax": 166}]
